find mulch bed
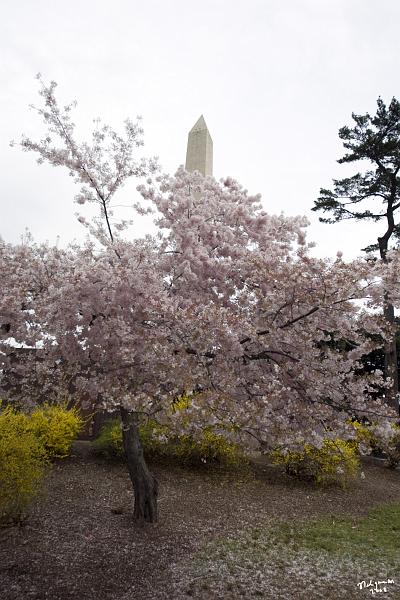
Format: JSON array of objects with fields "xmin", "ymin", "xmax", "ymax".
[{"xmin": 1, "ymin": 443, "xmax": 400, "ymax": 600}]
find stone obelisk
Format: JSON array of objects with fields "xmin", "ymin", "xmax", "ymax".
[{"xmin": 185, "ymin": 115, "xmax": 213, "ymax": 176}]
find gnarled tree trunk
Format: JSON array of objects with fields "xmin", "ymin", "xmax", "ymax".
[{"xmin": 120, "ymin": 406, "xmax": 158, "ymax": 523}]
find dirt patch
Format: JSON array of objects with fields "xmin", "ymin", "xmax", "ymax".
[{"xmin": 1, "ymin": 445, "xmax": 399, "ymax": 600}]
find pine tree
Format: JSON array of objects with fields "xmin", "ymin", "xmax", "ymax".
[{"xmin": 313, "ymin": 97, "xmax": 400, "ymax": 412}]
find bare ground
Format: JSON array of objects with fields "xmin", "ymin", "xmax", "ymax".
[{"xmin": 1, "ymin": 443, "xmax": 400, "ymax": 600}]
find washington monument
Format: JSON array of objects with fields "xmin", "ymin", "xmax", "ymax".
[{"xmin": 185, "ymin": 115, "xmax": 213, "ymax": 177}]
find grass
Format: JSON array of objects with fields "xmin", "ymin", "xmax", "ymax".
[
  {"xmin": 174, "ymin": 504, "xmax": 400, "ymax": 599},
  {"xmin": 259, "ymin": 502, "xmax": 400, "ymax": 561},
  {"xmin": 204, "ymin": 502, "xmax": 400, "ymax": 565}
]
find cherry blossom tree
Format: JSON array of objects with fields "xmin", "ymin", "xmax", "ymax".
[
  {"xmin": 11, "ymin": 74, "xmax": 157, "ymax": 250},
  {"xmin": 7, "ymin": 76, "xmax": 162, "ymax": 520},
  {"xmin": 137, "ymin": 169, "xmax": 399, "ymax": 452},
  {"xmin": 3, "ymin": 78, "xmax": 400, "ymax": 523},
  {"xmin": 0, "ymin": 236, "xmax": 199, "ymax": 521}
]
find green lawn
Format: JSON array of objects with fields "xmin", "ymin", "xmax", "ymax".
[
  {"xmin": 175, "ymin": 503, "xmax": 400, "ymax": 599},
  {"xmin": 259, "ymin": 502, "xmax": 400, "ymax": 561}
]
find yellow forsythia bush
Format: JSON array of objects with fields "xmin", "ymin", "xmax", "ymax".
[
  {"xmin": 93, "ymin": 418, "xmax": 245, "ymax": 467},
  {"xmin": 372, "ymin": 422, "xmax": 400, "ymax": 468},
  {"xmin": 0, "ymin": 401, "xmax": 83, "ymax": 523},
  {"xmin": 28, "ymin": 403, "xmax": 84, "ymax": 458},
  {"xmin": 347, "ymin": 419, "xmax": 377, "ymax": 453},
  {"xmin": 167, "ymin": 428, "xmax": 245, "ymax": 467},
  {"xmin": 93, "ymin": 392, "xmax": 245, "ymax": 467},
  {"xmin": 0, "ymin": 406, "xmax": 48, "ymax": 524},
  {"xmin": 348, "ymin": 419, "xmax": 400, "ymax": 468},
  {"xmin": 270, "ymin": 439, "xmax": 360, "ymax": 487},
  {"xmin": 168, "ymin": 393, "xmax": 245, "ymax": 466}
]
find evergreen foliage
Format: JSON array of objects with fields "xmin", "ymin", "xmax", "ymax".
[{"xmin": 313, "ymin": 97, "xmax": 400, "ymax": 256}]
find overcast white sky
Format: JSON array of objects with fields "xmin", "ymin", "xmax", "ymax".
[{"xmin": 2, "ymin": 0, "xmax": 400, "ymax": 259}]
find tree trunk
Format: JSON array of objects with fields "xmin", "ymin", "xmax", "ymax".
[
  {"xmin": 379, "ymin": 225, "xmax": 399, "ymax": 414},
  {"xmin": 119, "ymin": 406, "xmax": 158, "ymax": 523},
  {"xmin": 383, "ymin": 298, "xmax": 399, "ymax": 414}
]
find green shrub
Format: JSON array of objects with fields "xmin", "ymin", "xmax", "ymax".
[
  {"xmin": 92, "ymin": 418, "xmax": 125, "ymax": 458},
  {"xmin": 0, "ymin": 405, "xmax": 48, "ymax": 524},
  {"xmin": 92, "ymin": 417, "xmax": 246, "ymax": 468},
  {"xmin": 28, "ymin": 403, "xmax": 84, "ymax": 458},
  {"xmin": 270, "ymin": 439, "xmax": 360, "ymax": 487}
]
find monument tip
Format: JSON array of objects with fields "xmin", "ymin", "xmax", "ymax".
[
  {"xmin": 190, "ymin": 115, "xmax": 208, "ymax": 133},
  {"xmin": 186, "ymin": 114, "xmax": 213, "ymax": 177}
]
